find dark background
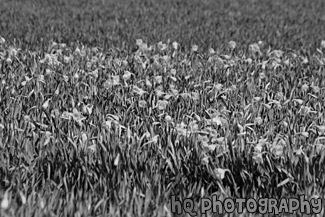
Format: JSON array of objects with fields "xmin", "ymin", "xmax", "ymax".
[{"xmin": 1, "ymin": 0, "xmax": 325, "ymax": 52}]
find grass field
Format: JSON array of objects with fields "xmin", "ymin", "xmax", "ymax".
[{"xmin": 1, "ymin": 0, "xmax": 325, "ymax": 216}]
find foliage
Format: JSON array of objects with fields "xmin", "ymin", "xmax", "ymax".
[{"xmin": 1, "ymin": 0, "xmax": 325, "ymax": 216}]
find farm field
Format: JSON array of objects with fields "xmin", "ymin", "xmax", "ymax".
[{"xmin": 1, "ymin": 0, "xmax": 325, "ymax": 216}]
